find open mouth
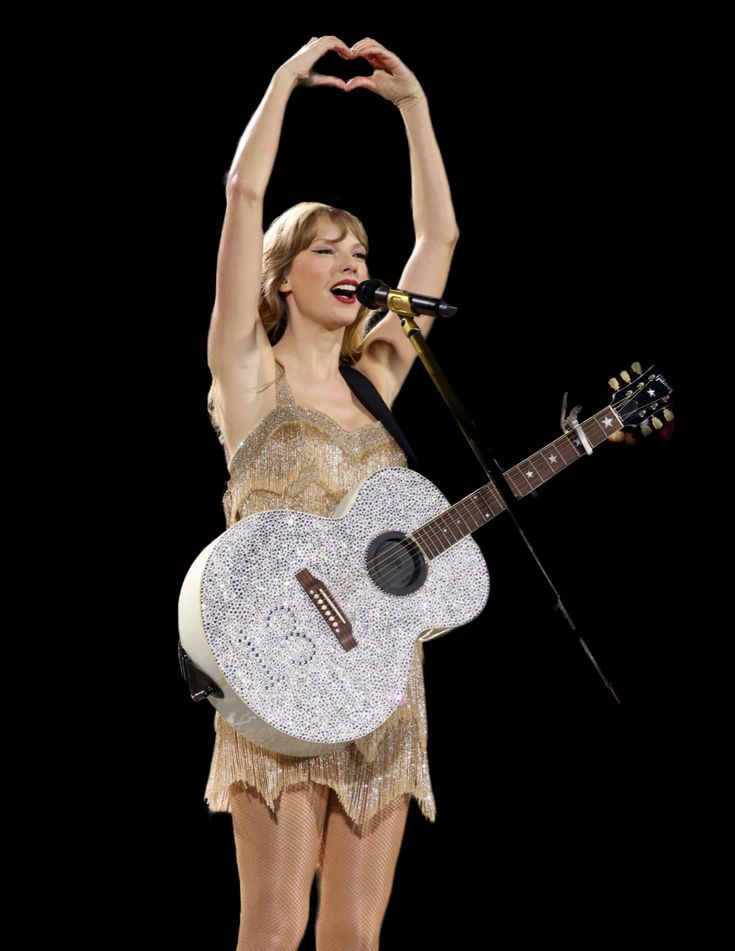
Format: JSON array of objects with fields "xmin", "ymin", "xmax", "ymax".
[{"xmin": 330, "ymin": 283, "xmax": 358, "ymax": 304}]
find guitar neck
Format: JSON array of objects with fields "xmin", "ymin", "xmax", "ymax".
[{"xmin": 410, "ymin": 406, "xmax": 622, "ymax": 560}]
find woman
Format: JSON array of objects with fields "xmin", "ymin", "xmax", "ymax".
[{"xmin": 205, "ymin": 35, "xmax": 459, "ymax": 950}]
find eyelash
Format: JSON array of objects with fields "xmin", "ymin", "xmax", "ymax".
[{"xmin": 314, "ymin": 250, "xmax": 367, "ymax": 259}]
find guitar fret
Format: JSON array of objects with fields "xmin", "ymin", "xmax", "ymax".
[
  {"xmin": 563, "ymin": 433, "xmax": 586, "ymax": 460},
  {"xmin": 506, "ymin": 465, "xmax": 534, "ymax": 498},
  {"xmin": 453, "ymin": 511, "xmax": 468, "ymax": 539},
  {"xmin": 504, "ymin": 467, "xmax": 527, "ymax": 497},
  {"xmin": 586, "ymin": 418, "xmax": 605, "ymax": 443},
  {"xmin": 468, "ymin": 494, "xmax": 489, "ymax": 529},
  {"xmin": 425, "ymin": 531, "xmax": 441, "ymax": 558},
  {"xmin": 459, "ymin": 498, "xmax": 478, "ymax": 532},
  {"xmin": 541, "ymin": 443, "xmax": 565, "ymax": 473},
  {"xmin": 529, "ymin": 451, "xmax": 554, "ymax": 481},
  {"xmin": 459, "ymin": 497, "xmax": 483, "ymax": 533},
  {"xmin": 444, "ymin": 510, "xmax": 462, "ymax": 544},
  {"xmin": 486, "ymin": 485, "xmax": 506, "ymax": 517},
  {"xmin": 593, "ymin": 408, "xmax": 620, "ymax": 441},
  {"xmin": 415, "ymin": 530, "xmax": 431, "ymax": 558},
  {"xmin": 419, "ymin": 520, "xmax": 442, "ymax": 557},
  {"xmin": 432, "ymin": 511, "xmax": 448, "ymax": 542},
  {"xmin": 471, "ymin": 489, "xmax": 499, "ymax": 524},
  {"xmin": 522, "ymin": 458, "xmax": 544, "ymax": 486},
  {"xmin": 413, "ymin": 525, "xmax": 430, "ymax": 556},
  {"xmin": 432, "ymin": 513, "xmax": 447, "ymax": 548},
  {"xmin": 429, "ymin": 512, "xmax": 450, "ymax": 550}
]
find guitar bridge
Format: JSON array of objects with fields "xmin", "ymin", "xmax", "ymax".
[{"xmin": 296, "ymin": 569, "xmax": 357, "ymax": 651}]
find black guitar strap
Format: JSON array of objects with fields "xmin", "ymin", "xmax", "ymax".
[{"xmin": 340, "ymin": 364, "xmax": 419, "ymax": 470}]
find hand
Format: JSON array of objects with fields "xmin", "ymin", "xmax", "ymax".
[
  {"xmin": 277, "ymin": 36, "xmax": 353, "ymax": 90},
  {"xmin": 344, "ymin": 39, "xmax": 424, "ymax": 109}
]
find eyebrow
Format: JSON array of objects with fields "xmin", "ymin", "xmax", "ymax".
[{"xmin": 313, "ymin": 237, "xmax": 367, "ymax": 250}]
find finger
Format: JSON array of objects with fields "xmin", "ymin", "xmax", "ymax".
[
  {"xmin": 308, "ymin": 73, "xmax": 349, "ymax": 91},
  {"xmin": 351, "ymin": 37, "xmax": 379, "ymax": 49},
  {"xmin": 351, "ymin": 38, "xmax": 393, "ymax": 57},
  {"xmin": 344, "ymin": 76, "xmax": 378, "ymax": 93},
  {"xmin": 317, "ymin": 35, "xmax": 353, "ymax": 56},
  {"xmin": 354, "ymin": 44, "xmax": 393, "ymax": 59},
  {"xmin": 355, "ymin": 47, "xmax": 405, "ymax": 76},
  {"xmin": 351, "ymin": 45, "xmax": 395, "ymax": 67}
]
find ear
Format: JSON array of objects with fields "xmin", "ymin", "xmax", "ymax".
[{"xmin": 280, "ymin": 275, "xmax": 291, "ymax": 294}]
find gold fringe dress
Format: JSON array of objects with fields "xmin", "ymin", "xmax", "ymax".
[{"xmin": 204, "ymin": 360, "xmax": 435, "ymax": 826}]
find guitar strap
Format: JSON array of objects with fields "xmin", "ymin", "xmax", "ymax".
[{"xmin": 340, "ymin": 364, "xmax": 419, "ymax": 470}]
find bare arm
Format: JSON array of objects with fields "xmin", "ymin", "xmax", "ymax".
[
  {"xmin": 207, "ymin": 36, "xmax": 351, "ymax": 376},
  {"xmin": 345, "ymin": 40, "xmax": 459, "ymax": 406},
  {"xmin": 207, "ymin": 72, "xmax": 292, "ymax": 376}
]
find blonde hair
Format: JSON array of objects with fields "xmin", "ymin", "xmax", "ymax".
[{"xmin": 208, "ymin": 201, "xmax": 377, "ymax": 445}]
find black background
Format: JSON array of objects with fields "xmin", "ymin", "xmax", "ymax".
[{"xmin": 111, "ymin": 21, "xmax": 684, "ymax": 948}]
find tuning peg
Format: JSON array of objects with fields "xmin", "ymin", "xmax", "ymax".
[
  {"xmin": 652, "ymin": 416, "xmax": 663, "ymax": 430},
  {"xmin": 608, "ymin": 377, "xmax": 620, "ymax": 391},
  {"xmin": 631, "ymin": 361, "xmax": 642, "ymax": 374},
  {"xmin": 664, "ymin": 408, "xmax": 674, "ymax": 422},
  {"xmin": 620, "ymin": 370, "xmax": 631, "ymax": 383},
  {"xmin": 641, "ymin": 424, "xmax": 653, "ymax": 437}
]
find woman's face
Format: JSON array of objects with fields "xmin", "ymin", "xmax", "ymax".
[{"xmin": 281, "ymin": 217, "xmax": 369, "ymax": 326}]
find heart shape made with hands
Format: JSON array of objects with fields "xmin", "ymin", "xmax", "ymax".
[
  {"xmin": 302, "ymin": 41, "xmax": 419, "ymax": 103},
  {"xmin": 306, "ymin": 48, "xmax": 383, "ymax": 92}
]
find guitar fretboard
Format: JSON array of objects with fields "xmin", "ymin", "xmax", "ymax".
[{"xmin": 410, "ymin": 407, "xmax": 621, "ymax": 560}]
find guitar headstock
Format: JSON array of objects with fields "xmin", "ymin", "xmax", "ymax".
[{"xmin": 608, "ymin": 362, "xmax": 673, "ymax": 434}]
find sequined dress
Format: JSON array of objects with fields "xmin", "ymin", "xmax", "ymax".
[{"xmin": 204, "ymin": 359, "xmax": 435, "ymax": 825}]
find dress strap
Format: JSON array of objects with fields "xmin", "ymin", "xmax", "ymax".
[{"xmin": 274, "ymin": 360, "xmax": 296, "ymax": 409}]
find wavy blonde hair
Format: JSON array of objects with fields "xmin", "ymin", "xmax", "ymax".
[{"xmin": 208, "ymin": 201, "xmax": 377, "ymax": 445}]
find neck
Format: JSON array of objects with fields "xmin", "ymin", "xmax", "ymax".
[
  {"xmin": 273, "ymin": 325, "xmax": 346, "ymax": 382},
  {"xmin": 410, "ymin": 404, "xmax": 623, "ymax": 561}
]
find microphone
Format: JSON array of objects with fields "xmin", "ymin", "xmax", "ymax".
[{"xmin": 356, "ymin": 279, "xmax": 457, "ymax": 319}]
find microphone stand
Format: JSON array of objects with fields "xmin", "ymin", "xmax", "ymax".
[{"xmin": 397, "ymin": 310, "xmax": 620, "ymax": 706}]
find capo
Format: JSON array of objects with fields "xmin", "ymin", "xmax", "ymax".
[{"xmin": 560, "ymin": 392, "xmax": 594, "ymax": 456}]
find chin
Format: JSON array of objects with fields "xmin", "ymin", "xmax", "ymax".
[{"xmin": 335, "ymin": 306, "xmax": 359, "ymax": 322}]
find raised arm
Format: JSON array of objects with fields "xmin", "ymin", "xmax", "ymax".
[
  {"xmin": 346, "ymin": 40, "xmax": 460, "ymax": 407},
  {"xmin": 207, "ymin": 36, "xmax": 352, "ymax": 377}
]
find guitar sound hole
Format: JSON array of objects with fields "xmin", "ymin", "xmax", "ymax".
[{"xmin": 366, "ymin": 531, "xmax": 428, "ymax": 595}]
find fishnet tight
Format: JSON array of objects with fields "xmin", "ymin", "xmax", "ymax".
[{"xmin": 230, "ymin": 781, "xmax": 409, "ymax": 950}]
